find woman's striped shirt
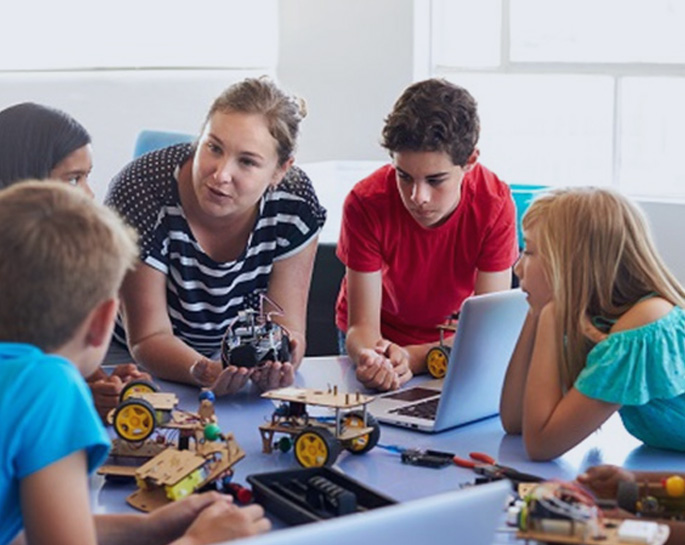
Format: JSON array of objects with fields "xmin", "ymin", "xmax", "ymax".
[{"xmin": 105, "ymin": 143, "xmax": 326, "ymax": 356}]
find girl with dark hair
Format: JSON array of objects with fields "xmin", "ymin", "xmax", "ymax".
[
  {"xmin": 0, "ymin": 101, "xmax": 150, "ymax": 419},
  {"xmin": 0, "ymin": 102, "xmax": 94, "ymax": 196}
]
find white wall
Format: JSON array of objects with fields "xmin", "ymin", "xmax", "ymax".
[
  {"xmin": 277, "ymin": 1, "xmax": 685, "ymax": 285},
  {"xmin": 639, "ymin": 201, "xmax": 685, "ymax": 285},
  {"xmin": 277, "ymin": 0, "xmax": 419, "ymax": 164},
  {"xmin": 0, "ymin": 1, "xmax": 683, "ymax": 284}
]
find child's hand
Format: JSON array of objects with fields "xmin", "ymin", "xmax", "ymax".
[
  {"xmin": 356, "ymin": 348, "xmax": 400, "ymax": 391},
  {"xmin": 577, "ymin": 464, "xmax": 636, "ymax": 499},
  {"xmin": 251, "ymin": 361, "xmax": 295, "ymax": 391},
  {"xmin": 377, "ymin": 341, "xmax": 412, "ymax": 386},
  {"xmin": 88, "ymin": 374, "xmax": 124, "ymax": 421},
  {"xmin": 176, "ymin": 500, "xmax": 270, "ymax": 545},
  {"xmin": 110, "ymin": 363, "xmax": 152, "ymax": 384},
  {"xmin": 149, "ymin": 492, "xmax": 270, "ymax": 545}
]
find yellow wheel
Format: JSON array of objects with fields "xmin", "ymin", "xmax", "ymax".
[
  {"xmin": 294, "ymin": 427, "xmax": 341, "ymax": 467},
  {"xmin": 113, "ymin": 399, "xmax": 156, "ymax": 442},
  {"xmin": 341, "ymin": 411, "xmax": 381, "ymax": 454},
  {"xmin": 426, "ymin": 346, "xmax": 450, "ymax": 378},
  {"xmin": 120, "ymin": 379, "xmax": 159, "ymax": 402}
]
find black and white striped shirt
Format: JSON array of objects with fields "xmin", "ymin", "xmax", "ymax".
[{"xmin": 105, "ymin": 144, "xmax": 326, "ymax": 356}]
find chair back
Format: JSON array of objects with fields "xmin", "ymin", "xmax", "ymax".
[
  {"xmin": 510, "ymin": 184, "xmax": 549, "ymax": 248},
  {"xmin": 305, "ymin": 243, "xmax": 345, "ymax": 356},
  {"xmin": 133, "ymin": 129, "xmax": 195, "ymax": 158}
]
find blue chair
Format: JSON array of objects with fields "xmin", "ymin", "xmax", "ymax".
[
  {"xmin": 509, "ymin": 184, "xmax": 548, "ymax": 288},
  {"xmin": 510, "ymin": 184, "xmax": 549, "ymax": 248},
  {"xmin": 133, "ymin": 129, "xmax": 195, "ymax": 158}
]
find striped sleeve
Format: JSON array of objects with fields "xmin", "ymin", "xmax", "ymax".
[{"xmin": 266, "ymin": 165, "xmax": 326, "ymax": 260}]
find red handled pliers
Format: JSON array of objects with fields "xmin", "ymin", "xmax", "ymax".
[{"xmin": 453, "ymin": 452, "xmax": 543, "ymax": 484}]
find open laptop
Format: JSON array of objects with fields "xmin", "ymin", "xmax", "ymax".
[
  {"xmin": 224, "ymin": 480, "xmax": 510, "ymax": 545},
  {"xmin": 369, "ymin": 289, "xmax": 528, "ymax": 432}
]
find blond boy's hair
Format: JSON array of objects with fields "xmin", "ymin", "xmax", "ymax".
[
  {"xmin": 522, "ymin": 187, "xmax": 685, "ymax": 389},
  {"xmin": 0, "ymin": 181, "xmax": 137, "ymax": 352}
]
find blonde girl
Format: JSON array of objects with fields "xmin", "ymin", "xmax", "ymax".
[{"xmin": 500, "ymin": 187, "xmax": 685, "ymax": 460}]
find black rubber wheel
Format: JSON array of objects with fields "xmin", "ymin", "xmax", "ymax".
[{"xmin": 278, "ymin": 334, "xmax": 292, "ymax": 363}]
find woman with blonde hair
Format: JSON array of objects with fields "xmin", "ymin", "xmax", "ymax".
[
  {"xmin": 500, "ymin": 187, "xmax": 685, "ymax": 460},
  {"xmin": 106, "ymin": 77, "xmax": 325, "ymax": 396}
]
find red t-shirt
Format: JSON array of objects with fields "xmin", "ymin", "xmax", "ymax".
[{"xmin": 336, "ymin": 163, "xmax": 518, "ymax": 346}]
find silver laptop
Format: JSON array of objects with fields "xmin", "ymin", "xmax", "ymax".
[
  {"xmin": 224, "ymin": 480, "xmax": 510, "ymax": 545},
  {"xmin": 369, "ymin": 289, "xmax": 528, "ymax": 432}
]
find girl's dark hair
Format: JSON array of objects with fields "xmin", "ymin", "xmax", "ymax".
[
  {"xmin": 382, "ymin": 79, "xmax": 480, "ymax": 166},
  {"xmin": 0, "ymin": 102, "xmax": 91, "ymax": 188}
]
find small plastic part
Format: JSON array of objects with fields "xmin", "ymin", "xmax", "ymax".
[
  {"xmin": 227, "ymin": 482, "xmax": 253, "ymax": 504},
  {"xmin": 664, "ymin": 475, "xmax": 685, "ymax": 497},
  {"xmin": 617, "ymin": 520, "xmax": 659, "ymax": 544},
  {"xmin": 400, "ymin": 449, "xmax": 455, "ymax": 468},
  {"xmin": 204, "ymin": 423, "xmax": 223, "ymax": 441},
  {"xmin": 199, "ymin": 389, "xmax": 216, "ymax": 403},
  {"xmin": 506, "ymin": 505, "xmax": 521, "ymax": 526},
  {"xmin": 277, "ymin": 436, "xmax": 293, "ymax": 453}
]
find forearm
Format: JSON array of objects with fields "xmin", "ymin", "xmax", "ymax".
[
  {"xmin": 633, "ymin": 471, "xmax": 685, "ymax": 483},
  {"xmin": 95, "ymin": 514, "xmax": 163, "ymax": 545},
  {"xmin": 666, "ymin": 522, "xmax": 685, "ymax": 545},
  {"xmin": 523, "ymin": 390, "xmax": 619, "ymax": 461},
  {"xmin": 345, "ymin": 325, "xmax": 384, "ymax": 366},
  {"xmin": 519, "ymin": 305, "xmax": 607, "ymax": 461},
  {"xmin": 130, "ymin": 333, "xmax": 207, "ymax": 385},
  {"xmin": 288, "ymin": 330, "xmax": 306, "ymax": 369},
  {"xmin": 500, "ymin": 311, "xmax": 539, "ymax": 434}
]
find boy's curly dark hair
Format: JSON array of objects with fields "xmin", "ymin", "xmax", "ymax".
[{"xmin": 381, "ymin": 79, "xmax": 480, "ymax": 166}]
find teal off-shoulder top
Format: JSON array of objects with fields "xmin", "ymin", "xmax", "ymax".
[{"xmin": 575, "ymin": 306, "xmax": 685, "ymax": 451}]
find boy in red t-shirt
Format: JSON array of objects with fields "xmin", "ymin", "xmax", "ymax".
[{"xmin": 336, "ymin": 79, "xmax": 518, "ymax": 391}]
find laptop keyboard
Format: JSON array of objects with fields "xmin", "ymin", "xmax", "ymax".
[{"xmin": 390, "ymin": 397, "xmax": 439, "ymax": 420}]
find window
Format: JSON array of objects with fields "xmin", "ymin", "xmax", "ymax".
[{"xmin": 431, "ymin": 0, "xmax": 685, "ymax": 199}]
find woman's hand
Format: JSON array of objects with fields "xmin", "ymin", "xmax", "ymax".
[
  {"xmin": 189, "ymin": 359, "xmax": 253, "ymax": 397},
  {"xmin": 251, "ymin": 361, "xmax": 295, "ymax": 391}
]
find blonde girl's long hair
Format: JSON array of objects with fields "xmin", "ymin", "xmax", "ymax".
[{"xmin": 522, "ymin": 187, "xmax": 685, "ymax": 389}]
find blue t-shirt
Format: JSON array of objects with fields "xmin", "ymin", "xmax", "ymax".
[
  {"xmin": 575, "ymin": 306, "xmax": 685, "ymax": 451},
  {"xmin": 0, "ymin": 343, "xmax": 110, "ymax": 545}
]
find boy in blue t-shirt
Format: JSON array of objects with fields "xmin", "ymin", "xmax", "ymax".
[{"xmin": 0, "ymin": 181, "xmax": 269, "ymax": 545}]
